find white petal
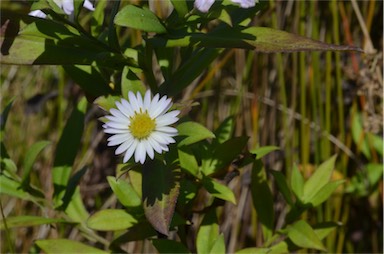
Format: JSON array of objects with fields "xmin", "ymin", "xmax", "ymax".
[
  {"xmin": 155, "ymin": 111, "xmax": 180, "ymax": 126},
  {"xmin": 83, "ymin": 0, "xmax": 95, "ymax": 11},
  {"xmin": 150, "ymin": 131, "xmax": 169, "ymax": 145},
  {"xmin": 106, "ymin": 115, "xmax": 130, "ymax": 125},
  {"xmin": 123, "ymin": 139, "xmax": 138, "ymax": 163},
  {"xmin": 110, "ymin": 108, "xmax": 127, "ymax": 119},
  {"xmin": 115, "ymin": 138, "xmax": 134, "ymax": 155},
  {"xmin": 136, "ymin": 91, "xmax": 144, "ymax": 109},
  {"xmin": 150, "ymin": 97, "xmax": 172, "ymax": 118},
  {"xmin": 128, "ymin": 91, "xmax": 140, "ymax": 112},
  {"xmin": 107, "ymin": 133, "xmax": 132, "ymax": 146},
  {"xmin": 194, "ymin": 0, "xmax": 215, "ymax": 12},
  {"xmin": 147, "ymin": 137, "xmax": 162, "ymax": 153},
  {"xmin": 105, "ymin": 121, "xmax": 128, "ymax": 130},
  {"xmin": 103, "ymin": 127, "xmax": 128, "ymax": 134},
  {"xmin": 143, "ymin": 90, "xmax": 152, "ymax": 110},
  {"xmin": 156, "ymin": 126, "xmax": 178, "ymax": 134},
  {"xmin": 29, "ymin": 10, "xmax": 47, "ymax": 18},
  {"xmin": 143, "ymin": 140, "xmax": 154, "ymax": 159},
  {"xmin": 121, "ymin": 99, "xmax": 135, "ymax": 117},
  {"xmin": 61, "ymin": 0, "xmax": 74, "ymax": 15},
  {"xmin": 116, "ymin": 100, "xmax": 134, "ymax": 118},
  {"xmin": 231, "ymin": 0, "xmax": 255, "ymax": 8},
  {"xmin": 135, "ymin": 142, "xmax": 146, "ymax": 164}
]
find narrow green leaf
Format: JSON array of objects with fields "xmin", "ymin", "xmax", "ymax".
[
  {"xmin": 53, "ymin": 98, "xmax": 87, "ymax": 205},
  {"xmin": 107, "ymin": 176, "xmax": 141, "ymax": 208},
  {"xmin": 290, "ymin": 164, "xmax": 304, "ymax": 201},
  {"xmin": 309, "ymin": 180, "xmax": 345, "ymax": 207},
  {"xmin": 367, "ymin": 163, "xmax": 384, "ymax": 187},
  {"xmin": 0, "ymin": 98, "xmax": 14, "ymax": 133},
  {"xmin": 351, "ymin": 113, "xmax": 371, "ymax": 159},
  {"xmin": 368, "ymin": 133, "xmax": 383, "ymax": 156},
  {"xmin": 20, "ymin": 141, "xmax": 51, "ymax": 189},
  {"xmin": 303, "ymin": 155, "xmax": 337, "ymax": 202},
  {"xmin": 142, "ymin": 159, "xmax": 180, "ymax": 235},
  {"xmin": 152, "ymin": 239, "xmax": 191, "ymax": 254},
  {"xmin": 201, "ymin": 176, "xmax": 236, "ymax": 204},
  {"xmin": 250, "ymin": 159, "xmax": 274, "ymax": 235},
  {"xmin": 196, "ymin": 209, "xmax": 219, "ymax": 254},
  {"xmin": 35, "ymin": 239, "xmax": 108, "ymax": 254},
  {"xmin": 90, "ymin": 0, "xmax": 107, "ymax": 36},
  {"xmin": 64, "ymin": 187, "xmax": 89, "ymax": 223},
  {"xmin": 250, "ymin": 146, "xmax": 280, "ymax": 160},
  {"xmin": 0, "ymin": 175, "xmax": 43, "ymax": 203},
  {"xmin": 287, "ymin": 220, "xmax": 326, "ymax": 251},
  {"xmin": 114, "ymin": 5, "xmax": 166, "ymax": 33},
  {"xmin": 270, "ymin": 170, "xmax": 294, "ymax": 206},
  {"xmin": 177, "ymin": 121, "xmax": 215, "ymax": 147},
  {"xmin": 87, "ymin": 209, "xmax": 138, "ymax": 231},
  {"xmin": 0, "ymin": 216, "xmax": 67, "ymax": 229},
  {"xmin": 178, "ymin": 147, "xmax": 199, "ymax": 177}
]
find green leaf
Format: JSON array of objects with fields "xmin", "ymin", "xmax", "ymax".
[
  {"xmin": 177, "ymin": 121, "xmax": 215, "ymax": 147},
  {"xmin": 290, "ymin": 164, "xmax": 304, "ymax": 201},
  {"xmin": 152, "ymin": 239, "xmax": 191, "ymax": 254},
  {"xmin": 308, "ymin": 180, "xmax": 345, "ymax": 206},
  {"xmin": 303, "ymin": 155, "xmax": 337, "ymax": 203},
  {"xmin": 196, "ymin": 209, "xmax": 219, "ymax": 254},
  {"xmin": 110, "ymin": 222, "xmax": 157, "ymax": 246},
  {"xmin": 367, "ymin": 163, "xmax": 384, "ymax": 187},
  {"xmin": 210, "ymin": 234, "xmax": 225, "ymax": 254},
  {"xmin": 87, "ymin": 209, "xmax": 138, "ymax": 231},
  {"xmin": 151, "ymin": 27, "xmax": 362, "ymax": 53},
  {"xmin": 62, "ymin": 65, "xmax": 112, "ymax": 98},
  {"xmin": 107, "ymin": 176, "xmax": 141, "ymax": 208},
  {"xmin": 90, "ymin": 0, "xmax": 107, "ymax": 36},
  {"xmin": 142, "ymin": 159, "xmax": 180, "ymax": 235},
  {"xmin": 0, "ymin": 98, "xmax": 14, "ymax": 133},
  {"xmin": 313, "ymin": 221, "xmax": 339, "ymax": 240},
  {"xmin": 52, "ymin": 98, "xmax": 87, "ymax": 206},
  {"xmin": 114, "ymin": 5, "xmax": 166, "ymax": 34},
  {"xmin": 286, "ymin": 220, "xmax": 327, "ymax": 251},
  {"xmin": 201, "ymin": 176, "xmax": 236, "ymax": 204},
  {"xmin": 94, "ymin": 95, "xmax": 120, "ymax": 112},
  {"xmin": 250, "ymin": 159, "xmax": 274, "ymax": 236},
  {"xmin": 235, "ymin": 248, "xmax": 270, "ymax": 254},
  {"xmin": 170, "ymin": 0, "xmax": 189, "ymax": 18},
  {"xmin": 35, "ymin": 239, "xmax": 108, "ymax": 254},
  {"xmin": 213, "ymin": 116, "xmax": 235, "ymax": 144},
  {"xmin": 250, "ymin": 146, "xmax": 280, "ymax": 160},
  {"xmin": 20, "ymin": 141, "xmax": 51, "ymax": 189},
  {"xmin": 0, "ymin": 175, "xmax": 44, "ymax": 204},
  {"xmin": 351, "ymin": 113, "xmax": 371, "ymax": 159},
  {"xmin": 64, "ymin": 187, "xmax": 89, "ymax": 223},
  {"xmin": 121, "ymin": 66, "xmax": 146, "ymax": 99},
  {"xmin": 202, "ymin": 136, "xmax": 248, "ymax": 176},
  {"xmin": 270, "ymin": 170, "xmax": 294, "ymax": 206},
  {"xmin": 178, "ymin": 147, "xmax": 199, "ymax": 177},
  {"xmin": 368, "ymin": 133, "xmax": 383, "ymax": 156},
  {"xmin": 0, "ymin": 216, "xmax": 67, "ymax": 229}
]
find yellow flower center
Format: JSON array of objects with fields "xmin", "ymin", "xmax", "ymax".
[{"xmin": 129, "ymin": 112, "xmax": 156, "ymax": 139}]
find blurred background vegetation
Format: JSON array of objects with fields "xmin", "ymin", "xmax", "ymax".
[{"xmin": 1, "ymin": 0, "xmax": 382, "ymax": 253}]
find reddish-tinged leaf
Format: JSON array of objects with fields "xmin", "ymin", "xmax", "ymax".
[{"xmin": 142, "ymin": 159, "xmax": 180, "ymax": 235}]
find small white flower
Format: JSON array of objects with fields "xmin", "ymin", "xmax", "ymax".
[
  {"xmin": 29, "ymin": 0, "xmax": 95, "ymax": 18},
  {"xmin": 103, "ymin": 90, "xmax": 180, "ymax": 164},
  {"xmin": 194, "ymin": 0, "xmax": 256, "ymax": 13}
]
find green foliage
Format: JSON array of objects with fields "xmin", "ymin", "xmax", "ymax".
[{"xmin": 0, "ymin": 0, "xmax": 373, "ymax": 253}]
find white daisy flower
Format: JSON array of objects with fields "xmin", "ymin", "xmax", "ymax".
[
  {"xmin": 103, "ymin": 90, "xmax": 180, "ymax": 164},
  {"xmin": 194, "ymin": 0, "xmax": 256, "ymax": 13},
  {"xmin": 29, "ymin": 0, "xmax": 95, "ymax": 18}
]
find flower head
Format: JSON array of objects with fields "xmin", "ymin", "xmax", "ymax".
[
  {"xmin": 103, "ymin": 90, "xmax": 180, "ymax": 164},
  {"xmin": 29, "ymin": 0, "xmax": 95, "ymax": 18}
]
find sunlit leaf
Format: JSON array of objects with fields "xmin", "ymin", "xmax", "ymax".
[
  {"xmin": 178, "ymin": 147, "xmax": 199, "ymax": 177},
  {"xmin": 213, "ymin": 116, "xmax": 235, "ymax": 144},
  {"xmin": 121, "ymin": 67, "xmax": 146, "ymax": 99},
  {"xmin": 177, "ymin": 121, "xmax": 215, "ymax": 147},
  {"xmin": 87, "ymin": 209, "xmax": 138, "ymax": 231},
  {"xmin": 201, "ymin": 176, "xmax": 236, "ymax": 204},
  {"xmin": 287, "ymin": 220, "xmax": 326, "ymax": 251},
  {"xmin": 35, "ymin": 239, "xmax": 108, "ymax": 254},
  {"xmin": 114, "ymin": 5, "xmax": 166, "ymax": 34},
  {"xmin": 196, "ymin": 209, "xmax": 219, "ymax": 254},
  {"xmin": 309, "ymin": 179, "xmax": 345, "ymax": 206},
  {"xmin": 290, "ymin": 164, "xmax": 304, "ymax": 201},
  {"xmin": 235, "ymin": 247, "xmax": 270, "ymax": 254},
  {"xmin": 0, "ymin": 216, "xmax": 67, "ymax": 229},
  {"xmin": 250, "ymin": 146, "xmax": 280, "ymax": 160},
  {"xmin": 303, "ymin": 155, "xmax": 337, "ymax": 203},
  {"xmin": 210, "ymin": 234, "xmax": 225, "ymax": 254},
  {"xmin": 107, "ymin": 176, "xmax": 141, "ymax": 208},
  {"xmin": 142, "ymin": 159, "xmax": 180, "ymax": 235},
  {"xmin": 20, "ymin": 141, "xmax": 51, "ymax": 189},
  {"xmin": 313, "ymin": 221, "xmax": 339, "ymax": 240}
]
